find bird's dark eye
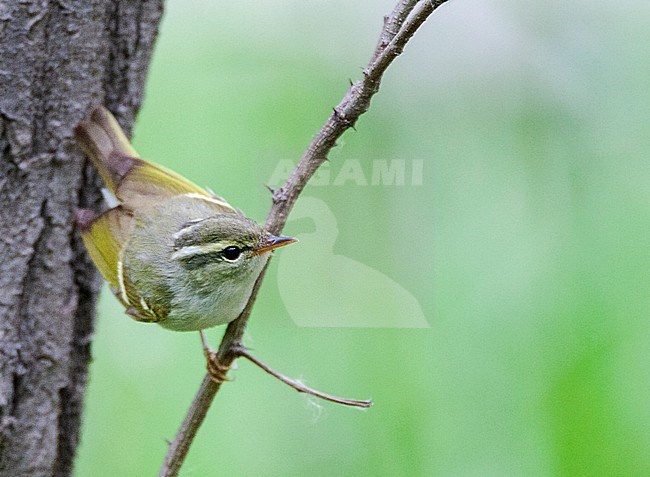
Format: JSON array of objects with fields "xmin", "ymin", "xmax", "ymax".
[{"xmin": 222, "ymin": 246, "xmax": 242, "ymax": 261}]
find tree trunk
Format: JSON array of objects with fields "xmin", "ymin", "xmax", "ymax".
[{"xmin": 0, "ymin": 2, "xmax": 164, "ymax": 475}]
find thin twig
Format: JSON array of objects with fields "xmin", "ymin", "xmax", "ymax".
[
  {"xmin": 232, "ymin": 346, "xmax": 373, "ymax": 408},
  {"xmin": 158, "ymin": 2, "xmax": 445, "ymax": 476}
]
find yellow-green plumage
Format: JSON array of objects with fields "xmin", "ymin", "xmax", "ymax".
[
  {"xmin": 75, "ymin": 106, "xmax": 294, "ymax": 331},
  {"xmin": 79, "ymin": 206, "xmax": 130, "ymax": 290}
]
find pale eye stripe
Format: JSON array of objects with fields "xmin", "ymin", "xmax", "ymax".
[
  {"xmin": 171, "ymin": 242, "xmax": 231, "ymax": 261},
  {"xmin": 184, "ymin": 192, "xmax": 234, "ymax": 210},
  {"xmin": 172, "ymin": 223, "xmax": 201, "ymax": 241}
]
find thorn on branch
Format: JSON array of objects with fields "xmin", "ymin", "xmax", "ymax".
[
  {"xmin": 272, "ymin": 186, "xmax": 288, "ymax": 204},
  {"xmin": 264, "ymin": 183, "xmax": 278, "ymax": 196},
  {"xmin": 332, "ymin": 107, "xmax": 346, "ymax": 124},
  {"xmin": 332, "ymin": 107, "xmax": 353, "ymax": 128}
]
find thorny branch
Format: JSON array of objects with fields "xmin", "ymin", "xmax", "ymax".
[{"xmin": 158, "ymin": 2, "xmax": 446, "ymax": 476}]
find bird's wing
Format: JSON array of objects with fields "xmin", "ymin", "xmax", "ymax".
[
  {"xmin": 77, "ymin": 206, "xmax": 133, "ymax": 289},
  {"xmin": 77, "ymin": 206, "xmax": 166, "ymax": 323},
  {"xmin": 116, "ymin": 157, "xmax": 235, "ymax": 212}
]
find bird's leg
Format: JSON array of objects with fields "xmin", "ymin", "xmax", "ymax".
[{"xmin": 199, "ymin": 330, "xmax": 231, "ymax": 383}]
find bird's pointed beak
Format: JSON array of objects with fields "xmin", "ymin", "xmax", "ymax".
[{"xmin": 251, "ymin": 234, "xmax": 297, "ymax": 256}]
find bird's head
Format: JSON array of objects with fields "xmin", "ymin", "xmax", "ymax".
[{"xmin": 171, "ymin": 214, "xmax": 296, "ymax": 288}]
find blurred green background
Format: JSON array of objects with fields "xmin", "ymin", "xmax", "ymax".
[{"xmin": 75, "ymin": 0, "xmax": 650, "ymax": 475}]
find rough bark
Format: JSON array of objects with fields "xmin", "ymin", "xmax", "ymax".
[{"xmin": 0, "ymin": 1, "xmax": 164, "ymax": 475}]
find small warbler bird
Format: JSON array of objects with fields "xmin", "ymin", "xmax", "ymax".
[{"xmin": 75, "ymin": 106, "xmax": 295, "ymax": 333}]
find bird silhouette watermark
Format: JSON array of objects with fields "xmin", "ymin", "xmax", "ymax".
[{"xmin": 277, "ymin": 197, "xmax": 429, "ymax": 328}]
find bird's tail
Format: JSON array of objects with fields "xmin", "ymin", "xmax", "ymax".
[
  {"xmin": 75, "ymin": 106, "xmax": 224, "ymax": 211},
  {"xmin": 74, "ymin": 106, "xmax": 139, "ymax": 193}
]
